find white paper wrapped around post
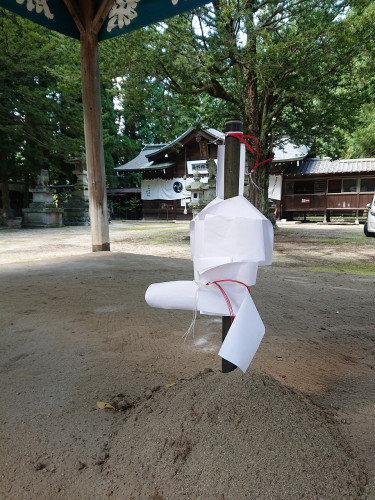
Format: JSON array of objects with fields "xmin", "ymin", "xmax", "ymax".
[
  {"xmin": 190, "ymin": 196, "xmax": 273, "ymax": 270},
  {"xmin": 144, "ymin": 146, "xmax": 274, "ymax": 372}
]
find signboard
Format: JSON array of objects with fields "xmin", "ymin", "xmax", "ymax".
[
  {"xmin": 187, "ymin": 159, "xmax": 217, "ymax": 175},
  {"xmin": 301, "ymin": 198, "xmax": 310, "ymax": 204}
]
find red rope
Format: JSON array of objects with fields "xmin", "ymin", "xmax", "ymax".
[
  {"xmin": 226, "ymin": 133, "xmax": 274, "ymax": 173},
  {"xmin": 207, "ymin": 280, "xmax": 251, "ymax": 324}
]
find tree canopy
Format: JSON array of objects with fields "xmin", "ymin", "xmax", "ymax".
[
  {"xmin": 0, "ymin": 10, "xmax": 84, "ymax": 187},
  {"xmin": 1, "ymin": 1, "xmax": 375, "ymax": 216},
  {"xmin": 0, "ymin": 10, "xmax": 141, "ymax": 195},
  {"xmin": 109, "ymin": 0, "xmax": 375, "ymax": 213}
]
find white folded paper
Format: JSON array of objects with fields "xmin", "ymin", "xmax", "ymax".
[
  {"xmin": 145, "ymin": 280, "xmax": 250, "ymax": 316},
  {"xmin": 144, "ymin": 144, "xmax": 273, "ymax": 372}
]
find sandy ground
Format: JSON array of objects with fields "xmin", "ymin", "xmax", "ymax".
[{"xmin": 0, "ymin": 221, "xmax": 374, "ymax": 499}]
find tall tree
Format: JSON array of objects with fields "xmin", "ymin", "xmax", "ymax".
[
  {"xmin": 102, "ymin": 28, "xmax": 237, "ymax": 146},
  {"xmin": 0, "ymin": 10, "xmax": 135, "ymax": 206},
  {"xmin": 134, "ymin": 0, "xmax": 375, "ymax": 214},
  {"xmin": 0, "ymin": 9, "xmax": 85, "ymax": 202}
]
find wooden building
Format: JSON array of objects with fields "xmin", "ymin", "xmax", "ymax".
[
  {"xmin": 115, "ymin": 127, "xmax": 224, "ymax": 220},
  {"xmin": 0, "ymin": 181, "xmax": 27, "ymax": 219},
  {"xmin": 271, "ymin": 158, "xmax": 375, "ymax": 222}
]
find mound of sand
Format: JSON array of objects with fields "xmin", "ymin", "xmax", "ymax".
[{"xmin": 90, "ymin": 369, "xmax": 366, "ymax": 500}]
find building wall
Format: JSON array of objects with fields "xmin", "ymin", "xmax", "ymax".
[
  {"xmin": 281, "ymin": 174, "xmax": 375, "ymax": 219},
  {"xmin": 0, "ymin": 182, "xmax": 26, "ymax": 218}
]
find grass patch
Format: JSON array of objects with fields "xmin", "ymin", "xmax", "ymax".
[
  {"xmin": 315, "ymin": 238, "xmax": 353, "ymax": 244},
  {"xmin": 299, "ymin": 262, "xmax": 375, "ymax": 275},
  {"xmin": 314, "ymin": 237, "xmax": 375, "ymax": 245},
  {"xmin": 115, "ymin": 224, "xmax": 188, "ymax": 232}
]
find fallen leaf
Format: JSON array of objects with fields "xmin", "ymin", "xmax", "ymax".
[{"xmin": 97, "ymin": 401, "xmax": 115, "ymax": 410}]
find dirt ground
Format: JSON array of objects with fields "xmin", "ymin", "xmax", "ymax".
[{"xmin": 0, "ymin": 220, "xmax": 374, "ymax": 499}]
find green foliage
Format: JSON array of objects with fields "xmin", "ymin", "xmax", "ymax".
[
  {"xmin": 345, "ymin": 105, "xmax": 375, "ymax": 158},
  {"xmin": 3, "ymin": 0, "xmax": 375, "ymax": 219},
  {"xmin": 0, "ymin": 10, "xmax": 141, "ymax": 192},
  {"xmin": 101, "ymin": 29, "xmax": 234, "ymax": 145},
  {"xmin": 125, "ymin": 195, "xmax": 142, "ymax": 212},
  {"xmin": 0, "ymin": 10, "xmax": 84, "ymax": 185},
  {"xmin": 117, "ymin": 171, "xmax": 142, "ymax": 188}
]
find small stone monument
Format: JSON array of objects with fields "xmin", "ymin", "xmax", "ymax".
[
  {"xmin": 63, "ymin": 161, "xmax": 90, "ymax": 226},
  {"xmin": 22, "ymin": 169, "xmax": 63, "ymax": 228}
]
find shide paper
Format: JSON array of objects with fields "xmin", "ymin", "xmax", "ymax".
[{"xmin": 145, "ymin": 144, "xmax": 274, "ymax": 372}]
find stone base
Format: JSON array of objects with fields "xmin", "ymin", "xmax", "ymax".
[
  {"xmin": 63, "ymin": 208, "xmax": 90, "ymax": 226},
  {"xmin": 22, "ymin": 208, "xmax": 64, "ymax": 228}
]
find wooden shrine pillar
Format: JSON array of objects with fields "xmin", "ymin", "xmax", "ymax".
[
  {"xmin": 80, "ymin": 30, "xmax": 110, "ymax": 251},
  {"xmin": 65, "ymin": 0, "xmax": 114, "ymax": 251}
]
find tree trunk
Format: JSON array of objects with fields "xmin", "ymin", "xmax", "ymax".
[
  {"xmin": 243, "ymin": 97, "xmax": 271, "ymax": 218},
  {"xmin": 1, "ymin": 178, "xmax": 10, "ymax": 219},
  {"xmin": 248, "ymin": 163, "xmax": 270, "ymax": 218}
]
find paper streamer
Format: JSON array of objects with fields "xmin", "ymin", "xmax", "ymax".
[{"xmin": 218, "ymin": 292, "xmax": 265, "ymax": 372}]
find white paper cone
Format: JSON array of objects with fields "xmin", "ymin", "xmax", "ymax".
[{"xmin": 145, "ymin": 281, "xmax": 198, "ymax": 310}]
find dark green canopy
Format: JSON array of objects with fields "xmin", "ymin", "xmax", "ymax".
[{"xmin": 1, "ymin": 0, "xmax": 208, "ymax": 40}]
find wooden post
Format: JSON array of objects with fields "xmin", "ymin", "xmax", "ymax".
[
  {"xmin": 79, "ymin": 5, "xmax": 110, "ymax": 252},
  {"xmin": 222, "ymin": 118, "xmax": 243, "ymax": 373}
]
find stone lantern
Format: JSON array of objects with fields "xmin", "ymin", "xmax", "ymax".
[
  {"xmin": 22, "ymin": 169, "xmax": 64, "ymax": 228},
  {"xmin": 186, "ymin": 159, "xmax": 217, "ymax": 216},
  {"xmin": 63, "ymin": 158, "xmax": 90, "ymax": 226},
  {"xmin": 186, "ymin": 171, "xmax": 209, "ymax": 217}
]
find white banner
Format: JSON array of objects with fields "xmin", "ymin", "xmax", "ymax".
[
  {"xmin": 268, "ymin": 175, "xmax": 282, "ymax": 201},
  {"xmin": 141, "ymin": 177, "xmax": 194, "ymax": 200}
]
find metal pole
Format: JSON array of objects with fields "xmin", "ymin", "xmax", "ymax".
[{"xmin": 222, "ymin": 118, "xmax": 243, "ymax": 373}]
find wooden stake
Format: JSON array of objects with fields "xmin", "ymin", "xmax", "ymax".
[{"xmin": 222, "ymin": 118, "xmax": 243, "ymax": 373}]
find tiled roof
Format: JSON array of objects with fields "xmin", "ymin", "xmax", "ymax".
[
  {"xmin": 147, "ymin": 127, "xmax": 224, "ymax": 158},
  {"xmin": 115, "ymin": 145, "xmax": 166, "ymax": 172},
  {"xmin": 283, "ymin": 158, "xmax": 375, "ymax": 175}
]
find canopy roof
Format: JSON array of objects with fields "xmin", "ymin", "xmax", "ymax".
[{"xmin": 1, "ymin": 0, "xmax": 209, "ymax": 41}]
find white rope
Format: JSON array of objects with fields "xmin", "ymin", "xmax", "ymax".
[
  {"xmin": 182, "ymin": 281, "xmax": 206, "ymax": 342},
  {"xmin": 249, "ymin": 172, "xmax": 261, "ymax": 191}
]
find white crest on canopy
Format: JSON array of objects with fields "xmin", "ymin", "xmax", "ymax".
[{"xmin": 16, "ymin": 0, "xmax": 54, "ymax": 19}]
